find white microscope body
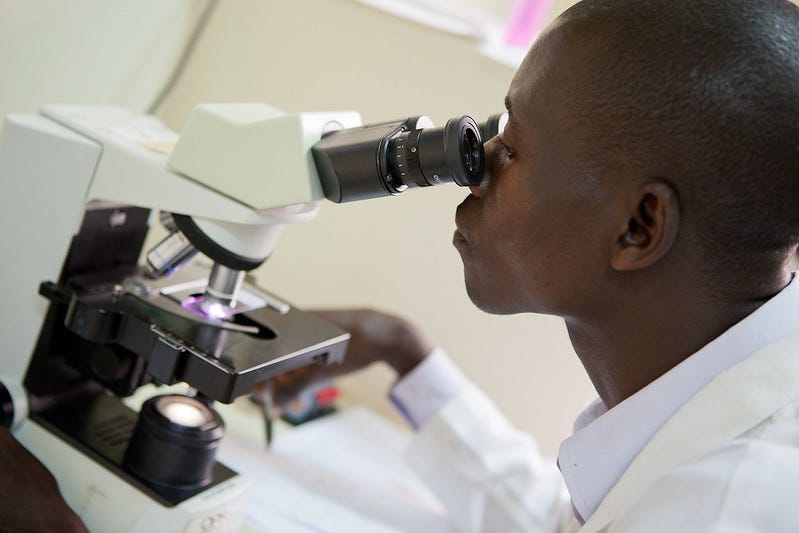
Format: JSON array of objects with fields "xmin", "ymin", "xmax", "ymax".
[{"xmin": 0, "ymin": 104, "xmax": 360, "ymax": 532}]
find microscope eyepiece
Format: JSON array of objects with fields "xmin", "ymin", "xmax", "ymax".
[
  {"xmin": 313, "ymin": 115, "xmax": 485, "ymax": 202},
  {"xmin": 478, "ymin": 112, "xmax": 508, "ymax": 141},
  {"xmin": 387, "ymin": 116, "xmax": 484, "ymax": 189}
]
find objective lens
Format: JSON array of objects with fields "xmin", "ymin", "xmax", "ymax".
[{"xmin": 145, "ymin": 230, "xmax": 198, "ymax": 278}]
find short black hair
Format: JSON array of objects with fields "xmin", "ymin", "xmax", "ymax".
[{"xmin": 558, "ymin": 0, "xmax": 799, "ymax": 278}]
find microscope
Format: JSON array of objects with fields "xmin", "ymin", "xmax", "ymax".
[{"xmin": 0, "ymin": 103, "xmax": 489, "ymax": 531}]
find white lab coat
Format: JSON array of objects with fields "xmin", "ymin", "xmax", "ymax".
[{"xmin": 404, "ymin": 330, "xmax": 799, "ymax": 532}]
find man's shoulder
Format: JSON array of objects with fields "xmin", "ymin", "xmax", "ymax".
[{"xmin": 610, "ymin": 421, "xmax": 799, "ymax": 532}]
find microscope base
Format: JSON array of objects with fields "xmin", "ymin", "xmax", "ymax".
[{"xmin": 14, "ymin": 420, "xmax": 250, "ymax": 532}]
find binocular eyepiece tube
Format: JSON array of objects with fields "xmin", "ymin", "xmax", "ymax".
[{"xmin": 313, "ymin": 115, "xmax": 488, "ymax": 203}]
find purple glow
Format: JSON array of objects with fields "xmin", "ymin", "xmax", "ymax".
[
  {"xmin": 204, "ymin": 301, "xmax": 230, "ymax": 320},
  {"xmin": 181, "ymin": 295, "xmax": 236, "ymax": 321}
]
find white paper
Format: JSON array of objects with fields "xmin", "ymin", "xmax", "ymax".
[{"xmin": 218, "ymin": 406, "xmax": 455, "ymax": 533}]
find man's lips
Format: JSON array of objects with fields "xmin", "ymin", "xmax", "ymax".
[
  {"xmin": 453, "ymin": 229, "xmax": 469, "ymax": 246},
  {"xmin": 454, "ymin": 197, "xmax": 472, "ymax": 247}
]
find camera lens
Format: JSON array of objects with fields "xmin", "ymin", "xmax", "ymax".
[
  {"xmin": 387, "ymin": 116, "xmax": 484, "ymax": 189},
  {"xmin": 313, "ymin": 115, "xmax": 485, "ymax": 203}
]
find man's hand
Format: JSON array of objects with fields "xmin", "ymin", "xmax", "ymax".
[
  {"xmin": 272, "ymin": 309, "xmax": 432, "ymax": 405},
  {"xmin": 0, "ymin": 428, "xmax": 87, "ymax": 532}
]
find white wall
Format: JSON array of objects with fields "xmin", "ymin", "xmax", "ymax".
[
  {"xmin": 0, "ymin": 1, "xmax": 211, "ymax": 118},
  {"xmin": 156, "ymin": 0, "xmax": 594, "ymax": 456}
]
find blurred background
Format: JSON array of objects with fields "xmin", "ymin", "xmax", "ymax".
[{"xmin": 1, "ymin": 0, "xmax": 601, "ymax": 456}]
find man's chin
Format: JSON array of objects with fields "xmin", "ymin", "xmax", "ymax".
[{"xmin": 464, "ymin": 283, "xmax": 521, "ymax": 316}]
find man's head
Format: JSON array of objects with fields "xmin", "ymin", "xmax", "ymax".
[{"xmin": 455, "ymin": 0, "xmax": 799, "ymax": 317}]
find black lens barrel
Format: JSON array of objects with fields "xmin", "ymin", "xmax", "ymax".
[
  {"xmin": 478, "ymin": 112, "xmax": 508, "ymax": 141},
  {"xmin": 313, "ymin": 115, "xmax": 484, "ymax": 203},
  {"xmin": 418, "ymin": 116, "xmax": 483, "ymax": 187},
  {"xmin": 123, "ymin": 395, "xmax": 225, "ymax": 490}
]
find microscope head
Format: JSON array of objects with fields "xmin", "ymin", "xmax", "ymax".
[
  {"xmin": 164, "ymin": 102, "xmax": 362, "ymax": 271},
  {"xmin": 168, "ymin": 103, "xmax": 362, "ymax": 212},
  {"xmin": 157, "ymin": 104, "xmax": 361, "ymax": 319}
]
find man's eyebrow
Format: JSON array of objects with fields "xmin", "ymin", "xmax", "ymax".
[{"xmin": 504, "ymin": 95, "xmax": 512, "ymax": 117}]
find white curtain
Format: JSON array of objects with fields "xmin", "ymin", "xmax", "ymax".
[{"xmin": 355, "ymin": 0, "xmax": 553, "ymax": 66}]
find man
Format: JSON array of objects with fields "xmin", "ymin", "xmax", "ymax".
[
  {"xmin": 281, "ymin": 0, "xmax": 799, "ymax": 530},
  {"xmin": 3, "ymin": 0, "xmax": 799, "ymax": 531}
]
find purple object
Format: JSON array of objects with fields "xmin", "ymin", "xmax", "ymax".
[
  {"xmin": 504, "ymin": 0, "xmax": 551, "ymax": 47},
  {"xmin": 181, "ymin": 294, "xmax": 237, "ymax": 322}
]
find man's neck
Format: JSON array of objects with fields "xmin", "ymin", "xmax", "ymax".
[{"xmin": 567, "ymin": 270, "xmax": 791, "ymax": 409}]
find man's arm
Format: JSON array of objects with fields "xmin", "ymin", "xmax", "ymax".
[
  {"xmin": 0, "ymin": 428, "xmax": 87, "ymax": 532},
  {"xmin": 277, "ymin": 309, "xmax": 576, "ymax": 533},
  {"xmin": 393, "ymin": 349, "xmax": 575, "ymax": 533}
]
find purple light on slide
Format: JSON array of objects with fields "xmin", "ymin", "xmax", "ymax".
[{"xmin": 182, "ymin": 295, "xmax": 234, "ymax": 321}]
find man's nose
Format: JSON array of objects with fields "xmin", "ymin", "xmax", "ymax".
[{"xmin": 469, "ymin": 136, "xmax": 498, "ymax": 198}]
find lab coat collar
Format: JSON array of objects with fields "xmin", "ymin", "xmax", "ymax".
[
  {"xmin": 581, "ymin": 327, "xmax": 799, "ymax": 532},
  {"xmin": 558, "ymin": 274, "xmax": 799, "ymax": 523}
]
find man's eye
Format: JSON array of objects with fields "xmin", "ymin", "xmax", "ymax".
[{"xmin": 499, "ymin": 139, "xmax": 515, "ymax": 162}]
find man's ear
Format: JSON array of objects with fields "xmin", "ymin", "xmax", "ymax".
[{"xmin": 611, "ymin": 181, "xmax": 680, "ymax": 271}]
